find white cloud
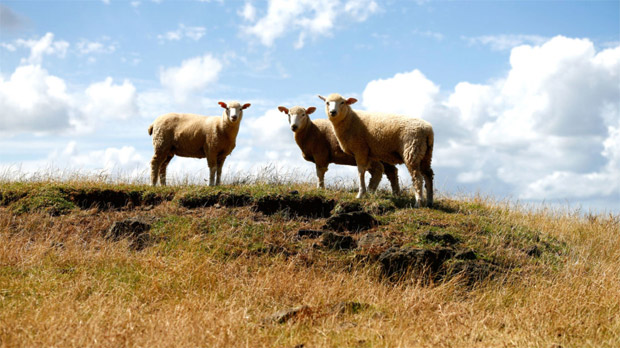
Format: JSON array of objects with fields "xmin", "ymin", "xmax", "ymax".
[
  {"xmin": 157, "ymin": 24, "xmax": 206, "ymax": 42},
  {"xmin": 239, "ymin": 2, "xmax": 257, "ymax": 21},
  {"xmin": 70, "ymin": 77, "xmax": 139, "ymax": 133},
  {"xmin": 1, "ymin": 42, "xmax": 16, "ymax": 51},
  {"xmin": 464, "ymin": 34, "xmax": 548, "ymax": 51},
  {"xmin": 14, "ymin": 32, "xmax": 69, "ymax": 64},
  {"xmin": 76, "ymin": 39, "xmax": 116, "ymax": 55},
  {"xmin": 241, "ymin": 0, "xmax": 379, "ymax": 48},
  {"xmin": 0, "ymin": 64, "xmax": 73, "ymax": 133},
  {"xmin": 159, "ymin": 54, "xmax": 222, "ymax": 102},
  {"xmin": 362, "ymin": 69, "xmax": 440, "ymax": 118},
  {"xmin": 0, "ymin": 62, "xmax": 139, "ymax": 135},
  {"xmin": 361, "ymin": 36, "xmax": 620, "ymax": 204}
]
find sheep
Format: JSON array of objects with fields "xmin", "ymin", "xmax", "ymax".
[
  {"xmin": 277, "ymin": 105, "xmax": 400, "ymax": 194},
  {"xmin": 317, "ymin": 93, "xmax": 434, "ymax": 206},
  {"xmin": 148, "ymin": 101, "xmax": 250, "ymax": 186}
]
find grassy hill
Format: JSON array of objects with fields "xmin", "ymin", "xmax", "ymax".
[{"xmin": 0, "ymin": 180, "xmax": 618, "ymax": 347}]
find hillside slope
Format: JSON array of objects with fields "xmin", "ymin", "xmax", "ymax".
[{"xmin": 1, "ymin": 181, "xmax": 618, "ymax": 347}]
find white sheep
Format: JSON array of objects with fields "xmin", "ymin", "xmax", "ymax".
[
  {"xmin": 318, "ymin": 93, "xmax": 434, "ymax": 206},
  {"xmin": 148, "ymin": 101, "xmax": 250, "ymax": 186},
  {"xmin": 277, "ymin": 105, "xmax": 400, "ymax": 193}
]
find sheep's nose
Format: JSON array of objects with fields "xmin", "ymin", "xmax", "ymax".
[
  {"xmin": 291, "ymin": 125, "xmax": 298, "ymax": 131},
  {"xmin": 231, "ymin": 116, "xmax": 238, "ymax": 121},
  {"xmin": 329, "ymin": 110, "xmax": 337, "ymax": 116}
]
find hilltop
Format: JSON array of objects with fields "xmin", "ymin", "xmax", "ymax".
[{"xmin": 1, "ymin": 180, "xmax": 618, "ymax": 347}]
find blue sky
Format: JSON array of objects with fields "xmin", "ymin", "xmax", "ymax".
[{"xmin": 1, "ymin": 0, "xmax": 619, "ymax": 213}]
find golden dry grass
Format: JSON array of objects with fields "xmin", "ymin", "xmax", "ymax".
[{"xmin": 0, "ymin": 180, "xmax": 618, "ymax": 347}]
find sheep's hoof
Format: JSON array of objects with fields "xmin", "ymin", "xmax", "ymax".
[{"xmin": 356, "ymin": 192, "xmax": 366, "ymax": 199}]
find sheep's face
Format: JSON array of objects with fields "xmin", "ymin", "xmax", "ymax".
[
  {"xmin": 278, "ymin": 106, "xmax": 316, "ymax": 133},
  {"xmin": 219, "ymin": 101, "xmax": 251, "ymax": 123},
  {"xmin": 318, "ymin": 94, "xmax": 357, "ymax": 121}
]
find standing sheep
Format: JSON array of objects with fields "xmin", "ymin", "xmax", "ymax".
[
  {"xmin": 148, "ymin": 101, "xmax": 250, "ymax": 186},
  {"xmin": 318, "ymin": 93, "xmax": 434, "ymax": 206},
  {"xmin": 278, "ymin": 105, "xmax": 400, "ymax": 193}
]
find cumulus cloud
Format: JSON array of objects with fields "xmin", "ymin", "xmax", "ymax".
[
  {"xmin": 0, "ymin": 65, "xmax": 139, "ymax": 135},
  {"xmin": 0, "ymin": 64, "xmax": 73, "ymax": 133},
  {"xmin": 157, "ymin": 24, "xmax": 206, "ymax": 42},
  {"xmin": 159, "ymin": 54, "xmax": 222, "ymax": 102},
  {"xmin": 360, "ymin": 36, "xmax": 620, "ymax": 204},
  {"xmin": 241, "ymin": 0, "xmax": 379, "ymax": 48}
]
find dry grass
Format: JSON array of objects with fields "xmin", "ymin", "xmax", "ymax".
[{"xmin": 0, "ymin": 178, "xmax": 618, "ymax": 347}]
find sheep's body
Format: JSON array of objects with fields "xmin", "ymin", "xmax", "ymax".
[
  {"xmin": 319, "ymin": 94, "xmax": 434, "ymax": 206},
  {"xmin": 279, "ymin": 105, "xmax": 399, "ymax": 193},
  {"xmin": 148, "ymin": 101, "xmax": 250, "ymax": 186}
]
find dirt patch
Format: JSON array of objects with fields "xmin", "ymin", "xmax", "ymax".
[
  {"xmin": 177, "ymin": 191, "xmax": 253, "ymax": 209},
  {"xmin": 252, "ymin": 195, "xmax": 335, "ymax": 218},
  {"xmin": 104, "ymin": 217, "xmax": 155, "ymax": 251},
  {"xmin": 176, "ymin": 192, "xmax": 220, "ymax": 208},
  {"xmin": 440, "ymin": 259, "xmax": 499, "ymax": 286},
  {"xmin": 69, "ymin": 189, "xmax": 143, "ymax": 210},
  {"xmin": 421, "ymin": 230, "xmax": 460, "ymax": 246},
  {"xmin": 323, "ymin": 211, "xmax": 378, "ymax": 233},
  {"xmin": 377, "ymin": 245, "xmax": 499, "ymax": 285},
  {"xmin": 321, "ymin": 231, "xmax": 357, "ymax": 250},
  {"xmin": 378, "ymin": 246, "xmax": 455, "ymax": 281},
  {"xmin": 217, "ymin": 193, "xmax": 253, "ymax": 207}
]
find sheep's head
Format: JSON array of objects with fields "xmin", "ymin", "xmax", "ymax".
[
  {"xmin": 219, "ymin": 101, "xmax": 251, "ymax": 123},
  {"xmin": 317, "ymin": 93, "xmax": 357, "ymax": 121},
  {"xmin": 277, "ymin": 105, "xmax": 316, "ymax": 133}
]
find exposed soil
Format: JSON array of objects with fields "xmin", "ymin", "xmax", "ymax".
[{"xmin": 252, "ymin": 195, "xmax": 335, "ymax": 218}]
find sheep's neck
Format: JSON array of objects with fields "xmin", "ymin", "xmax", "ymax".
[
  {"xmin": 293, "ymin": 121, "xmax": 314, "ymax": 147},
  {"xmin": 219, "ymin": 114, "xmax": 241, "ymax": 138}
]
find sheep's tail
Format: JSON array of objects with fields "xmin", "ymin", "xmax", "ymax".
[{"xmin": 148, "ymin": 124, "xmax": 154, "ymax": 136}]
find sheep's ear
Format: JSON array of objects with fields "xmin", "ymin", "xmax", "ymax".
[
  {"xmin": 318, "ymin": 95, "xmax": 326, "ymax": 101},
  {"xmin": 218, "ymin": 101, "xmax": 227, "ymax": 109},
  {"xmin": 242, "ymin": 103, "xmax": 251, "ymax": 110},
  {"xmin": 306, "ymin": 107, "xmax": 316, "ymax": 115},
  {"xmin": 346, "ymin": 98, "xmax": 358, "ymax": 105},
  {"xmin": 277, "ymin": 106, "xmax": 289, "ymax": 114}
]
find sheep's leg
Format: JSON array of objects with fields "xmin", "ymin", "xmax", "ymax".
[
  {"xmin": 159, "ymin": 154, "xmax": 174, "ymax": 186},
  {"xmin": 316, "ymin": 164, "xmax": 328, "ymax": 189},
  {"xmin": 207, "ymin": 156, "xmax": 217, "ymax": 186},
  {"xmin": 406, "ymin": 163, "xmax": 424, "ymax": 208},
  {"xmin": 422, "ymin": 166, "xmax": 434, "ymax": 207},
  {"xmin": 367, "ymin": 161, "xmax": 384, "ymax": 193},
  {"xmin": 421, "ymin": 148, "xmax": 434, "ymax": 207},
  {"xmin": 150, "ymin": 153, "xmax": 166, "ymax": 186},
  {"xmin": 355, "ymin": 155, "xmax": 370, "ymax": 199},
  {"xmin": 216, "ymin": 155, "xmax": 226, "ymax": 186},
  {"xmin": 383, "ymin": 164, "xmax": 400, "ymax": 195}
]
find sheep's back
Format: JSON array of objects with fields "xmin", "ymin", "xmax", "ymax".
[
  {"xmin": 355, "ymin": 111, "xmax": 433, "ymax": 162},
  {"xmin": 152, "ymin": 113, "xmax": 219, "ymax": 157}
]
